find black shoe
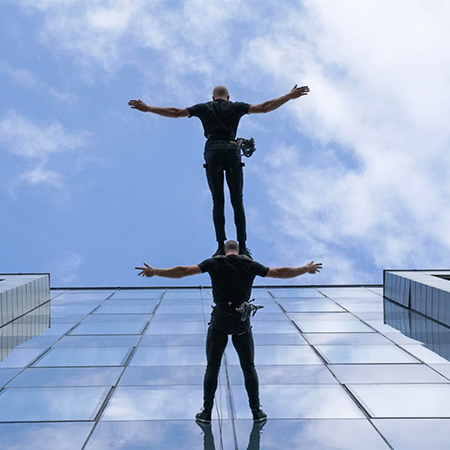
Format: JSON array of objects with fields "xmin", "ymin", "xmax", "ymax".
[
  {"xmin": 239, "ymin": 246, "xmax": 252, "ymax": 259},
  {"xmin": 212, "ymin": 248, "xmax": 225, "ymax": 257},
  {"xmin": 252, "ymin": 408, "xmax": 267, "ymax": 423},
  {"xmin": 196, "ymin": 408, "xmax": 212, "ymax": 424}
]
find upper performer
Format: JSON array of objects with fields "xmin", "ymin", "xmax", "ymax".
[{"xmin": 129, "ymin": 85, "xmax": 309, "ymax": 258}]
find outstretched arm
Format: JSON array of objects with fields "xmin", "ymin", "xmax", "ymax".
[
  {"xmin": 135, "ymin": 262, "xmax": 202, "ymax": 279},
  {"xmin": 266, "ymin": 261, "xmax": 322, "ymax": 279},
  {"xmin": 128, "ymin": 99, "xmax": 189, "ymax": 118},
  {"xmin": 248, "ymin": 85, "xmax": 309, "ymax": 114}
]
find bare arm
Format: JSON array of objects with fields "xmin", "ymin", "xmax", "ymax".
[
  {"xmin": 248, "ymin": 85, "xmax": 309, "ymax": 114},
  {"xmin": 128, "ymin": 99, "xmax": 189, "ymax": 118},
  {"xmin": 266, "ymin": 261, "xmax": 322, "ymax": 279},
  {"xmin": 136, "ymin": 262, "xmax": 202, "ymax": 279}
]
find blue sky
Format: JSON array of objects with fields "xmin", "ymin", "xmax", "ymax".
[{"xmin": 1, "ymin": 0, "xmax": 449, "ymax": 287}]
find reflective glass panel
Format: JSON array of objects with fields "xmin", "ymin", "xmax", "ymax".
[
  {"xmin": 349, "ymin": 384, "xmax": 450, "ymax": 418},
  {"xmin": 0, "ymin": 423, "xmax": 93, "ymax": 450},
  {"xmin": 304, "ymin": 333, "xmax": 391, "ymax": 345},
  {"xmin": 33, "ymin": 347, "xmax": 132, "ymax": 367},
  {"xmin": 252, "ymin": 333, "xmax": 308, "ymax": 345},
  {"xmin": 231, "ymin": 385, "xmax": 363, "ymax": 419},
  {"xmin": 157, "ymin": 305, "xmax": 205, "ymax": 314},
  {"xmin": 372, "ymin": 418, "xmax": 450, "ymax": 450},
  {"xmin": 119, "ymin": 366, "xmax": 222, "ymax": 386},
  {"xmin": 151, "ymin": 313, "xmax": 206, "ymax": 322},
  {"xmin": 226, "ymin": 345, "xmax": 323, "ymax": 365},
  {"xmin": 0, "ymin": 387, "xmax": 109, "ymax": 421},
  {"xmin": 0, "ymin": 369, "xmax": 20, "ymax": 387},
  {"xmin": 288, "ymin": 312, "xmax": 358, "ymax": 321},
  {"xmin": 314, "ymin": 344, "xmax": 420, "ymax": 364},
  {"xmin": 294, "ymin": 320, "xmax": 374, "ymax": 333},
  {"xmin": 227, "ymin": 364, "xmax": 337, "ymax": 384},
  {"xmin": 130, "ymin": 347, "xmax": 206, "ymax": 366},
  {"xmin": 70, "ymin": 323, "xmax": 146, "ymax": 335},
  {"xmin": 82, "ymin": 314, "xmax": 152, "ymax": 323},
  {"xmin": 16, "ymin": 336, "xmax": 60, "ymax": 348},
  {"xmin": 7, "ymin": 367, "xmax": 122, "ymax": 387},
  {"xmin": 54, "ymin": 335, "xmax": 140, "ymax": 348},
  {"xmin": 0, "ymin": 348, "xmax": 46, "ymax": 368},
  {"xmin": 251, "ymin": 321, "xmax": 299, "ymax": 334},
  {"xmin": 329, "ymin": 364, "xmax": 448, "ymax": 384},
  {"xmin": 109, "ymin": 290, "xmax": 164, "ymax": 299},
  {"xmin": 280, "ymin": 299, "xmax": 345, "ymax": 312},
  {"xmin": 93, "ymin": 305, "xmax": 156, "ymax": 314},
  {"xmin": 102, "ymin": 385, "xmax": 229, "ymax": 420},
  {"xmin": 234, "ymin": 419, "xmax": 390, "ymax": 450},
  {"xmin": 318, "ymin": 288, "xmax": 380, "ymax": 298},
  {"xmin": 85, "ymin": 420, "xmax": 234, "ymax": 450},
  {"xmin": 268, "ymin": 288, "xmax": 324, "ymax": 298},
  {"xmin": 145, "ymin": 322, "xmax": 207, "ymax": 335},
  {"xmin": 139, "ymin": 334, "xmax": 206, "ymax": 346}
]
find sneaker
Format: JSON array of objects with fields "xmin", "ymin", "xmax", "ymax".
[
  {"xmin": 239, "ymin": 246, "xmax": 252, "ymax": 259},
  {"xmin": 212, "ymin": 247, "xmax": 225, "ymax": 257},
  {"xmin": 252, "ymin": 408, "xmax": 267, "ymax": 423},
  {"xmin": 195, "ymin": 408, "xmax": 212, "ymax": 424}
]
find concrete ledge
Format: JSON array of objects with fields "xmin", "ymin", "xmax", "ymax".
[
  {"xmin": 0, "ymin": 274, "xmax": 50, "ymax": 328},
  {"xmin": 384, "ymin": 270, "xmax": 450, "ymax": 326}
]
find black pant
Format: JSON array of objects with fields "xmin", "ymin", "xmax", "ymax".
[
  {"xmin": 203, "ymin": 308, "xmax": 260, "ymax": 411},
  {"xmin": 204, "ymin": 140, "xmax": 247, "ymax": 242}
]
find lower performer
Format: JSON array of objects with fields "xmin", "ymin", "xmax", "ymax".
[{"xmin": 136, "ymin": 240, "xmax": 322, "ymax": 423}]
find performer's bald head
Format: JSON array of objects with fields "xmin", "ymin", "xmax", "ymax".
[{"xmin": 213, "ymin": 85, "xmax": 229, "ymax": 100}]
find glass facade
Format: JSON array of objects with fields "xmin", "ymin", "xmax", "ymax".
[{"xmin": 1, "ymin": 285, "xmax": 450, "ymax": 449}]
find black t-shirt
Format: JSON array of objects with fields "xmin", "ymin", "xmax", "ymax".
[
  {"xmin": 198, "ymin": 255, "xmax": 269, "ymax": 306},
  {"xmin": 187, "ymin": 99, "xmax": 250, "ymax": 141}
]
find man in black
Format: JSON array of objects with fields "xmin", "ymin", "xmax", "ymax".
[
  {"xmin": 136, "ymin": 240, "xmax": 322, "ymax": 423},
  {"xmin": 129, "ymin": 85, "xmax": 310, "ymax": 257}
]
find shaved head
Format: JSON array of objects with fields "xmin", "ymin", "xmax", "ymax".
[
  {"xmin": 213, "ymin": 85, "xmax": 229, "ymax": 99},
  {"xmin": 224, "ymin": 240, "xmax": 239, "ymax": 253}
]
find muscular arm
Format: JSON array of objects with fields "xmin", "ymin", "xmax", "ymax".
[
  {"xmin": 248, "ymin": 85, "xmax": 309, "ymax": 114},
  {"xmin": 128, "ymin": 99, "xmax": 189, "ymax": 118},
  {"xmin": 266, "ymin": 261, "xmax": 322, "ymax": 279},
  {"xmin": 136, "ymin": 263, "xmax": 202, "ymax": 279}
]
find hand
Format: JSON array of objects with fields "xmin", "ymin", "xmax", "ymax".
[
  {"xmin": 128, "ymin": 99, "xmax": 150, "ymax": 112},
  {"xmin": 135, "ymin": 263, "xmax": 155, "ymax": 277},
  {"xmin": 305, "ymin": 261, "xmax": 322, "ymax": 274},
  {"xmin": 288, "ymin": 85, "xmax": 310, "ymax": 99}
]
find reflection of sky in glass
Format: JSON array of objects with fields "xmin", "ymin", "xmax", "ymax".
[{"xmin": 1, "ymin": 285, "xmax": 450, "ymax": 448}]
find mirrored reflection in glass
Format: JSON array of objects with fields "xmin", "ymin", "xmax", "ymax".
[
  {"xmin": 251, "ymin": 321, "xmax": 299, "ymax": 334},
  {"xmin": 162, "ymin": 290, "xmax": 203, "ymax": 299},
  {"xmin": 250, "ymin": 312, "xmax": 289, "ymax": 322},
  {"xmin": 51, "ymin": 305, "xmax": 99, "ymax": 315},
  {"xmin": 157, "ymin": 305, "xmax": 205, "ymax": 314},
  {"xmin": 54, "ymin": 335, "xmax": 140, "ymax": 348},
  {"xmin": 227, "ymin": 365, "xmax": 336, "ymax": 385},
  {"xmin": 0, "ymin": 423, "xmax": 93, "ymax": 450},
  {"xmin": 280, "ymin": 299, "xmax": 345, "ymax": 312},
  {"xmin": 7, "ymin": 367, "xmax": 123, "ymax": 387},
  {"xmin": 318, "ymin": 288, "xmax": 380, "ymax": 298},
  {"xmin": 0, "ymin": 387, "xmax": 109, "ymax": 421},
  {"xmin": 294, "ymin": 320, "xmax": 374, "ymax": 333},
  {"xmin": 93, "ymin": 305, "xmax": 156, "ymax": 314},
  {"xmin": 226, "ymin": 345, "xmax": 323, "ymax": 365},
  {"xmin": 145, "ymin": 322, "xmax": 207, "ymax": 335},
  {"xmin": 1, "ymin": 302, "xmax": 50, "ymax": 363},
  {"xmin": 85, "ymin": 420, "xmax": 235, "ymax": 450},
  {"xmin": 231, "ymin": 385, "xmax": 363, "ymax": 419},
  {"xmin": 152, "ymin": 313, "xmax": 207, "ymax": 322},
  {"xmin": 119, "ymin": 366, "xmax": 221, "ymax": 386},
  {"xmin": 288, "ymin": 312, "xmax": 358, "ymax": 321},
  {"xmin": 349, "ymin": 384, "xmax": 450, "ymax": 418},
  {"xmin": 50, "ymin": 314, "xmax": 85, "ymax": 323},
  {"xmin": 130, "ymin": 347, "xmax": 206, "ymax": 366},
  {"xmin": 384, "ymin": 299, "xmax": 450, "ymax": 363},
  {"xmin": 268, "ymin": 288, "xmax": 324, "ymax": 298},
  {"xmin": 102, "ymin": 386, "xmax": 229, "ymax": 420},
  {"xmin": 33, "ymin": 347, "xmax": 132, "ymax": 367},
  {"xmin": 40, "ymin": 323, "xmax": 77, "ymax": 337},
  {"xmin": 0, "ymin": 369, "xmax": 20, "ymax": 387},
  {"xmin": 372, "ymin": 418, "xmax": 450, "ymax": 450},
  {"xmin": 234, "ymin": 419, "xmax": 390, "ymax": 450},
  {"xmin": 332, "ymin": 300, "xmax": 383, "ymax": 312},
  {"xmin": 329, "ymin": 364, "xmax": 448, "ymax": 384},
  {"xmin": 0, "ymin": 348, "xmax": 46, "ymax": 368},
  {"xmin": 252, "ymin": 333, "xmax": 308, "ymax": 346},
  {"xmin": 16, "ymin": 336, "xmax": 60, "ymax": 349},
  {"xmin": 70, "ymin": 323, "xmax": 146, "ymax": 335},
  {"xmin": 53, "ymin": 291, "xmax": 113, "ymax": 300},
  {"xmin": 82, "ymin": 314, "xmax": 152, "ymax": 323},
  {"xmin": 304, "ymin": 333, "xmax": 392, "ymax": 345},
  {"xmin": 314, "ymin": 344, "xmax": 419, "ymax": 364},
  {"xmin": 139, "ymin": 334, "xmax": 206, "ymax": 347},
  {"xmin": 109, "ymin": 290, "xmax": 164, "ymax": 300}
]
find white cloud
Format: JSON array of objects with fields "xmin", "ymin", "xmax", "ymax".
[
  {"xmin": 0, "ymin": 111, "xmax": 87, "ymax": 189},
  {"xmin": 52, "ymin": 251, "xmax": 83, "ymax": 284}
]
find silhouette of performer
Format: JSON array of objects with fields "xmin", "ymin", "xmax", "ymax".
[
  {"xmin": 136, "ymin": 240, "xmax": 322, "ymax": 423},
  {"xmin": 129, "ymin": 85, "xmax": 309, "ymax": 257}
]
